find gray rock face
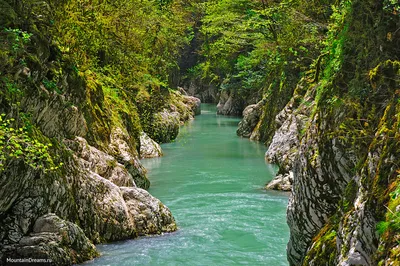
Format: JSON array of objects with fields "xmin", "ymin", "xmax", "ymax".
[
  {"xmin": 286, "ymin": 111, "xmax": 358, "ymax": 265},
  {"xmin": 183, "ymin": 80, "xmax": 219, "ymax": 103},
  {"xmin": 265, "ymin": 114, "xmax": 301, "ymax": 169},
  {"xmin": 140, "ymin": 132, "xmax": 163, "ymax": 159},
  {"xmin": 0, "ymin": 160, "xmax": 75, "ymax": 254},
  {"xmin": 335, "ymin": 138, "xmax": 388, "ymax": 266},
  {"xmin": 183, "ymin": 95, "xmax": 201, "ymax": 116},
  {"xmin": 109, "ymin": 128, "xmax": 149, "ymax": 189},
  {"xmin": 263, "ymin": 87, "xmax": 313, "ymax": 191},
  {"xmin": 284, "ymin": 75, "xmax": 400, "ymax": 266},
  {"xmin": 65, "ymin": 136, "xmax": 136, "ymax": 187},
  {"xmin": 236, "ymin": 101, "xmax": 263, "ymax": 138},
  {"xmin": 265, "ymin": 172, "xmax": 293, "ymax": 191},
  {"xmin": 216, "ymin": 90, "xmax": 244, "ymax": 116},
  {"xmin": 3, "ymin": 214, "xmax": 98, "ymax": 265},
  {"xmin": 264, "ymin": 113, "xmax": 300, "ymax": 191},
  {"xmin": 22, "ymin": 92, "xmax": 88, "ymax": 139}
]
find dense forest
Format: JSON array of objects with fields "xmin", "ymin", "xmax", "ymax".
[{"xmin": 0, "ymin": 0, "xmax": 399, "ymax": 265}]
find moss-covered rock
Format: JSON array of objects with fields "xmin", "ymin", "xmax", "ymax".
[
  {"xmin": 303, "ymin": 223, "xmax": 337, "ymax": 266},
  {"xmin": 146, "ymin": 90, "xmax": 201, "ymax": 143},
  {"xmin": 284, "ymin": 1, "xmax": 400, "ymax": 265},
  {"xmin": 0, "ymin": 1, "xmax": 186, "ymax": 263}
]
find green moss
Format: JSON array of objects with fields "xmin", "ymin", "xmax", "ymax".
[
  {"xmin": 341, "ymin": 179, "xmax": 357, "ymax": 212},
  {"xmin": 303, "ymin": 223, "xmax": 337, "ymax": 266},
  {"xmin": 375, "ymin": 179, "xmax": 400, "ymax": 264}
]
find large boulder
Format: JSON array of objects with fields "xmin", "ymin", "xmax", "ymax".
[
  {"xmin": 183, "ymin": 95, "xmax": 201, "ymax": 116},
  {"xmin": 109, "ymin": 128, "xmax": 149, "ymax": 189},
  {"xmin": 3, "ymin": 214, "xmax": 98, "ymax": 266},
  {"xmin": 144, "ymin": 90, "xmax": 201, "ymax": 144},
  {"xmin": 73, "ymin": 170, "xmax": 176, "ymax": 243},
  {"xmin": 237, "ymin": 99, "xmax": 265, "ymax": 138},
  {"xmin": 140, "ymin": 132, "xmax": 163, "ymax": 159},
  {"xmin": 121, "ymin": 187, "xmax": 177, "ymax": 235},
  {"xmin": 151, "ymin": 109, "xmax": 181, "ymax": 143},
  {"xmin": 265, "ymin": 172, "xmax": 293, "ymax": 191},
  {"xmin": 149, "ymin": 91, "xmax": 202, "ymax": 143},
  {"xmin": 0, "ymin": 153, "xmax": 177, "ymax": 263}
]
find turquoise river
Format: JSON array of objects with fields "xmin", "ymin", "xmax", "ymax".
[{"xmin": 83, "ymin": 104, "xmax": 289, "ymax": 265}]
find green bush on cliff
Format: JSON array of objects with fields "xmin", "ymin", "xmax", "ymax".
[
  {"xmin": 1, "ymin": 0, "xmax": 201, "ymax": 152},
  {"xmin": 377, "ymin": 181, "xmax": 400, "ymax": 235},
  {"xmin": 0, "ymin": 114, "xmax": 62, "ymax": 172}
]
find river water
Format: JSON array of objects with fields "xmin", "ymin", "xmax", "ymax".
[{"xmin": 84, "ymin": 104, "xmax": 289, "ymax": 265}]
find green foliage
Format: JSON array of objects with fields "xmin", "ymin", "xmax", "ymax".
[
  {"xmin": 3, "ymin": 27, "xmax": 32, "ymax": 52},
  {"xmin": 194, "ymin": 0, "xmax": 276, "ymax": 87},
  {"xmin": 0, "ymin": 114, "xmax": 62, "ymax": 172},
  {"xmin": 186, "ymin": 0, "xmax": 328, "ymax": 133},
  {"xmin": 377, "ymin": 181, "xmax": 400, "ymax": 236},
  {"xmin": 321, "ymin": 0, "xmax": 351, "ymax": 83},
  {"xmin": 383, "ymin": 0, "xmax": 400, "ymax": 14},
  {"xmin": 52, "ymin": 0, "xmax": 193, "ymax": 88},
  {"xmin": 0, "ymin": 77, "xmax": 23, "ymax": 106},
  {"xmin": 377, "ymin": 221, "xmax": 391, "ymax": 235},
  {"xmin": 0, "ymin": 27, "xmax": 33, "ymax": 73},
  {"xmin": 43, "ymin": 78, "xmax": 62, "ymax": 94}
]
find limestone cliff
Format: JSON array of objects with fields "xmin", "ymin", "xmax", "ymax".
[
  {"xmin": 237, "ymin": 0, "xmax": 399, "ymax": 265},
  {"xmin": 0, "ymin": 1, "xmax": 200, "ymax": 264},
  {"xmin": 286, "ymin": 0, "xmax": 400, "ymax": 264}
]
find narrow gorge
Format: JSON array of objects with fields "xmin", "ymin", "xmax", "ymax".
[
  {"xmin": 1, "ymin": 0, "xmax": 399, "ymax": 266},
  {"xmin": 84, "ymin": 104, "xmax": 289, "ymax": 265}
]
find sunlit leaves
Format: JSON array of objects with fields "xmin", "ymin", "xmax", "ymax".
[
  {"xmin": 193, "ymin": 0, "xmax": 325, "ymax": 98},
  {"xmin": 0, "ymin": 114, "xmax": 62, "ymax": 172},
  {"xmin": 53, "ymin": 0, "xmax": 192, "ymax": 86}
]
